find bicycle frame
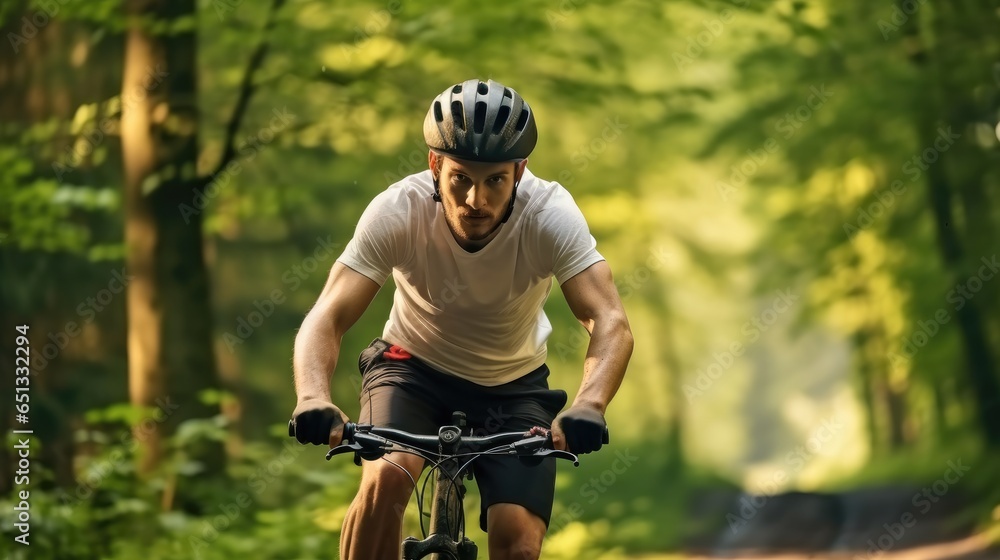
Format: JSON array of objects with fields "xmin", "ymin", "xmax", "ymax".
[{"xmin": 403, "ymin": 413, "xmax": 477, "ymax": 560}]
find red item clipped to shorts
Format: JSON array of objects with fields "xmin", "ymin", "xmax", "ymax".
[{"xmin": 383, "ymin": 344, "xmax": 412, "ymax": 360}]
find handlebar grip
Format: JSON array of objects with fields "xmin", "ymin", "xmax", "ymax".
[
  {"xmin": 602, "ymin": 426, "xmax": 610, "ymax": 445},
  {"xmin": 289, "ymin": 419, "xmax": 357, "ymax": 443},
  {"xmin": 342, "ymin": 422, "xmax": 356, "ymax": 443}
]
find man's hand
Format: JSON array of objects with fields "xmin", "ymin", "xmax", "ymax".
[
  {"xmin": 291, "ymin": 399, "xmax": 349, "ymax": 447},
  {"xmin": 551, "ymin": 405, "xmax": 609, "ymax": 454}
]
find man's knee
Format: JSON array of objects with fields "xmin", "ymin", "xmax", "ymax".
[
  {"xmin": 512, "ymin": 542, "xmax": 542, "ymax": 560},
  {"xmin": 492, "ymin": 537, "xmax": 542, "ymax": 560},
  {"xmin": 342, "ymin": 455, "xmax": 424, "ymax": 560},
  {"xmin": 358, "ymin": 456, "xmax": 422, "ymax": 507},
  {"xmin": 488, "ymin": 504, "xmax": 545, "ymax": 560}
]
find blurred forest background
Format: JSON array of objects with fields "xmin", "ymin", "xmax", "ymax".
[{"xmin": 1, "ymin": 0, "xmax": 999, "ymax": 558}]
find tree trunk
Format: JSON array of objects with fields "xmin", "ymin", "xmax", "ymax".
[
  {"xmin": 883, "ymin": 382, "xmax": 908, "ymax": 449},
  {"xmin": 122, "ymin": 0, "xmax": 224, "ymax": 476},
  {"xmin": 908, "ymin": 7, "xmax": 1000, "ymax": 448},
  {"xmin": 943, "ymin": 7, "xmax": 1000, "ymax": 396},
  {"xmin": 853, "ymin": 332, "xmax": 881, "ymax": 456},
  {"xmin": 920, "ymin": 126, "xmax": 1000, "ymax": 446},
  {"xmin": 874, "ymin": 322, "xmax": 910, "ymax": 449},
  {"xmin": 930, "ymin": 374, "xmax": 949, "ymax": 443}
]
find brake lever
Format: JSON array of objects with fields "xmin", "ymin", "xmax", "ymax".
[
  {"xmin": 510, "ymin": 435, "xmax": 549, "ymax": 453},
  {"xmin": 533, "ymin": 448, "xmax": 580, "ymax": 467},
  {"xmin": 325, "ymin": 432, "xmax": 391, "ymax": 461},
  {"xmin": 326, "ymin": 442, "xmax": 362, "ymax": 460}
]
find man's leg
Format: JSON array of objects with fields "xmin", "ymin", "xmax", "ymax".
[
  {"xmin": 340, "ymin": 453, "xmax": 424, "ymax": 560},
  {"xmin": 345, "ymin": 339, "xmax": 440, "ymax": 559},
  {"xmin": 486, "ymin": 503, "xmax": 547, "ymax": 560},
  {"xmin": 465, "ymin": 364, "xmax": 566, "ymax": 560}
]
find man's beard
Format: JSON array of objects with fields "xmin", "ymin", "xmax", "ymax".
[{"xmin": 445, "ymin": 207, "xmax": 499, "ymax": 241}]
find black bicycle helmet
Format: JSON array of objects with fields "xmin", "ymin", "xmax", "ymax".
[
  {"xmin": 424, "ymin": 79, "xmax": 537, "ymax": 224},
  {"xmin": 423, "ymin": 79, "xmax": 537, "ymax": 163}
]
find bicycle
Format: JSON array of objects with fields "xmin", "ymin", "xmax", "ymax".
[{"xmin": 289, "ymin": 411, "xmax": 593, "ymax": 559}]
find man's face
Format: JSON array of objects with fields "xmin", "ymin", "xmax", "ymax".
[{"xmin": 431, "ymin": 153, "xmax": 523, "ymax": 250}]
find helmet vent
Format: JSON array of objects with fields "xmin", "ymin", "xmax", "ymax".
[
  {"xmin": 515, "ymin": 108, "xmax": 530, "ymax": 132},
  {"xmin": 451, "ymin": 101, "xmax": 465, "ymax": 130},
  {"xmin": 502, "ymin": 88, "xmax": 513, "ymax": 99},
  {"xmin": 452, "ymin": 84, "xmax": 463, "ymax": 94},
  {"xmin": 473, "ymin": 101, "xmax": 487, "ymax": 133},
  {"xmin": 493, "ymin": 105, "xmax": 511, "ymax": 133},
  {"xmin": 433, "ymin": 101, "xmax": 444, "ymax": 122},
  {"xmin": 477, "ymin": 82, "xmax": 489, "ymax": 95}
]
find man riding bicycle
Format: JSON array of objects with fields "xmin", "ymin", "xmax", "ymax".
[{"xmin": 290, "ymin": 78, "xmax": 634, "ymax": 560}]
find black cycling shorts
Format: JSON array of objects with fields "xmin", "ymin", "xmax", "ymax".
[{"xmin": 356, "ymin": 338, "xmax": 568, "ymax": 532}]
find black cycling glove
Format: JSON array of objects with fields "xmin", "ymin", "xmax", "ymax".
[
  {"xmin": 290, "ymin": 400, "xmax": 346, "ymax": 445},
  {"xmin": 556, "ymin": 405, "xmax": 609, "ymax": 454}
]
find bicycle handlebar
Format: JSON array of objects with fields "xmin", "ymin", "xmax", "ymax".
[
  {"xmin": 348, "ymin": 423, "xmax": 544, "ymax": 452},
  {"xmin": 287, "ymin": 418, "xmax": 581, "ymax": 465}
]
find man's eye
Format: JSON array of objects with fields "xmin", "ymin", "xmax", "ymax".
[
  {"xmin": 451, "ymin": 174, "xmax": 468, "ymax": 183},
  {"xmin": 488, "ymin": 176, "xmax": 504, "ymax": 184}
]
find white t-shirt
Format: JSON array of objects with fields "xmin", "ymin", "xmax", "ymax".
[{"xmin": 337, "ymin": 168, "xmax": 604, "ymax": 386}]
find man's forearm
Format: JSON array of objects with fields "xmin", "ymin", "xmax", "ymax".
[
  {"xmin": 293, "ymin": 313, "xmax": 342, "ymax": 403},
  {"xmin": 573, "ymin": 315, "xmax": 633, "ymax": 413}
]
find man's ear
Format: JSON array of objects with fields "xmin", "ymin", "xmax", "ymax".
[
  {"xmin": 515, "ymin": 159, "xmax": 528, "ymax": 182},
  {"xmin": 428, "ymin": 150, "xmax": 438, "ymax": 178}
]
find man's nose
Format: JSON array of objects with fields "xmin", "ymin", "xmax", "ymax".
[{"xmin": 466, "ymin": 184, "xmax": 487, "ymax": 208}]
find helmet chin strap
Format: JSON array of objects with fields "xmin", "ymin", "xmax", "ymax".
[
  {"xmin": 499, "ymin": 183, "xmax": 518, "ymax": 224},
  {"xmin": 499, "ymin": 160, "xmax": 527, "ymax": 224},
  {"xmin": 491, "ymin": 162, "xmax": 525, "ymax": 235}
]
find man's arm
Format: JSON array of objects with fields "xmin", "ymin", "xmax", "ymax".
[
  {"xmin": 291, "ymin": 262, "xmax": 381, "ymax": 445},
  {"xmin": 551, "ymin": 260, "xmax": 633, "ymax": 451}
]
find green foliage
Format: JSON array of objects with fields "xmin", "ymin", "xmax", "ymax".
[
  {"xmin": 1, "ymin": 407, "xmax": 355, "ymax": 559},
  {"xmin": 4, "ymin": 0, "xmax": 1000, "ymax": 557},
  {"xmin": 0, "ymin": 147, "xmax": 88, "ymax": 254}
]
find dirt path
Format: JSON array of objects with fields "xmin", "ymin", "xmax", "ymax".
[
  {"xmin": 672, "ymin": 487, "xmax": 998, "ymax": 560},
  {"xmin": 633, "ymin": 534, "xmax": 997, "ymax": 559}
]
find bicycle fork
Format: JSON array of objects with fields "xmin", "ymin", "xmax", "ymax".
[
  {"xmin": 401, "ymin": 457, "xmax": 478, "ymax": 559},
  {"xmin": 401, "ymin": 535, "xmax": 477, "ymax": 559},
  {"xmin": 402, "ymin": 415, "xmax": 479, "ymax": 559}
]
